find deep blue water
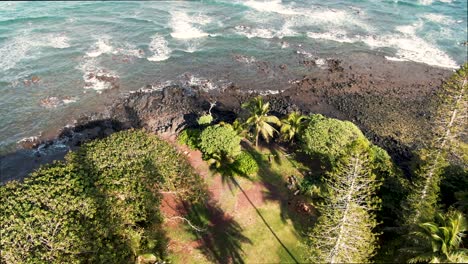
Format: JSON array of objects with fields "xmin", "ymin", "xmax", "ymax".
[{"xmin": 0, "ymin": 0, "xmax": 466, "ymax": 153}]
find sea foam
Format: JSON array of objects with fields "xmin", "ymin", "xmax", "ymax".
[
  {"xmin": 0, "ymin": 33, "xmax": 70, "ymax": 71},
  {"xmin": 170, "ymin": 11, "xmax": 209, "ymax": 39},
  {"xmin": 243, "ymin": 0, "xmax": 299, "ymax": 15},
  {"xmin": 147, "ymin": 34, "xmax": 171, "ymax": 61},
  {"xmin": 86, "ymin": 38, "xmax": 114, "ymax": 58},
  {"xmin": 306, "ymin": 22, "xmax": 458, "ymax": 69},
  {"xmin": 78, "ymin": 59, "xmax": 119, "ymax": 93}
]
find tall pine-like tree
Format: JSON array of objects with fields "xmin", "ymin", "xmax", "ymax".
[
  {"xmin": 403, "ymin": 64, "xmax": 467, "ymax": 226},
  {"xmin": 308, "ymin": 139, "xmax": 382, "ymax": 263}
]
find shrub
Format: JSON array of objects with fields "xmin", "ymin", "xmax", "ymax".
[
  {"xmin": 199, "ymin": 124, "xmax": 242, "ymax": 160},
  {"xmin": 197, "ymin": 114, "xmax": 213, "ymax": 126},
  {"xmin": 0, "ymin": 130, "xmax": 205, "ymax": 263},
  {"xmin": 178, "ymin": 128, "xmax": 202, "ymax": 149},
  {"xmin": 299, "ymin": 114, "xmax": 365, "ymax": 164},
  {"xmin": 231, "ymin": 151, "xmax": 259, "ymax": 176}
]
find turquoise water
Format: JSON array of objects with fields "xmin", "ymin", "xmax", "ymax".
[{"xmin": 0, "ymin": 0, "xmax": 466, "ymax": 153}]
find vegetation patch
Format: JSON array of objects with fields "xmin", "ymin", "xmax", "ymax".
[{"xmin": 0, "ymin": 130, "xmax": 204, "ymax": 263}]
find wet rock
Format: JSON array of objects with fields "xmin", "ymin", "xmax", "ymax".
[
  {"xmin": 31, "ymin": 76, "xmax": 40, "ymax": 83},
  {"xmin": 17, "ymin": 136, "xmax": 41, "ymax": 149}
]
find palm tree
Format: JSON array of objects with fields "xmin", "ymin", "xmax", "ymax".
[
  {"xmin": 407, "ymin": 211, "xmax": 468, "ymax": 263},
  {"xmin": 232, "ymin": 118, "xmax": 248, "ymax": 138},
  {"xmin": 242, "ymin": 96, "xmax": 280, "ymax": 147},
  {"xmin": 280, "ymin": 111, "xmax": 308, "ymax": 143}
]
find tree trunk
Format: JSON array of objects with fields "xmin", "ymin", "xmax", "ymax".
[{"xmin": 256, "ymin": 129, "xmax": 259, "ymax": 148}]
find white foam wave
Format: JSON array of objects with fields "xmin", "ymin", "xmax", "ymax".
[
  {"xmin": 170, "ymin": 11, "xmax": 209, "ymax": 39},
  {"xmin": 422, "ymin": 13, "xmax": 455, "ymax": 24},
  {"xmin": 86, "ymin": 38, "xmax": 144, "ymax": 59},
  {"xmin": 243, "ymin": 0, "xmax": 299, "ymax": 15},
  {"xmin": 0, "ymin": 33, "xmax": 70, "ymax": 71},
  {"xmin": 86, "ymin": 39, "xmax": 114, "ymax": 57},
  {"xmin": 49, "ymin": 34, "xmax": 71, "ymax": 49},
  {"xmin": 419, "ymin": 0, "xmax": 433, "ymax": 5},
  {"xmin": 307, "ymin": 31, "xmax": 355, "ymax": 43},
  {"xmin": 183, "ymin": 42, "xmax": 200, "ymax": 53},
  {"xmin": 303, "ymin": 8, "xmax": 372, "ymax": 32},
  {"xmin": 40, "ymin": 96, "xmax": 78, "ymax": 108},
  {"xmin": 185, "ymin": 75, "xmax": 216, "ymax": 91},
  {"xmin": 0, "ymin": 35, "xmax": 31, "ymax": 71},
  {"xmin": 364, "ymin": 22, "xmax": 457, "ymax": 68},
  {"xmin": 147, "ymin": 34, "xmax": 171, "ymax": 61},
  {"xmin": 236, "ymin": 25, "xmax": 275, "ymax": 38},
  {"xmin": 384, "ymin": 56, "xmax": 408, "ymax": 62},
  {"xmin": 295, "ymin": 50, "xmax": 315, "ymax": 58},
  {"xmin": 235, "ymin": 23, "xmax": 297, "ymax": 39},
  {"xmin": 360, "ymin": 33, "xmax": 458, "ymax": 69},
  {"xmin": 179, "ymin": 73, "xmax": 231, "ymax": 91},
  {"xmin": 306, "ymin": 23, "xmax": 458, "ymax": 69},
  {"xmin": 79, "ymin": 59, "xmax": 119, "ymax": 93},
  {"xmin": 315, "ymin": 58, "xmax": 327, "ymax": 67},
  {"xmin": 276, "ymin": 20, "xmax": 299, "ymax": 38}
]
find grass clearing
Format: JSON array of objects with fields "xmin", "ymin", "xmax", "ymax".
[{"xmin": 165, "ymin": 142, "xmax": 312, "ymax": 263}]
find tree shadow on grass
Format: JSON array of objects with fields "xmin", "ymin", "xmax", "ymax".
[
  {"xmin": 179, "ymin": 199, "xmax": 252, "ymax": 264},
  {"xmin": 242, "ymin": 142, "xmax": 317, "ymax": 235},
  {"xmin": 204, "ymin": 141, "xmax": 310, "ymax": 263}
]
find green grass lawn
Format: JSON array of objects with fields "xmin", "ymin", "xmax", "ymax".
[{"xmin": 165, "ymin": 144, "xmax": 312, "ymax": 263}]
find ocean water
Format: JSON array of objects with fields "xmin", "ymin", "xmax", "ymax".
[{"xmin": 0, "ymin": 0, "xmax": 466, "ymax": 153}]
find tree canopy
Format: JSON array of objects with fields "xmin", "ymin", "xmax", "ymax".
[
  {"xmin": 299, "ymin": 114, "xmax": 365, "ymax": 164},
  {"xmin": 199, "ymin": 124, "xmax": 242, "ymax": 160},
  {"xmin": 0, "ymin": 130, "xmax": 204, "ymax": 263}
]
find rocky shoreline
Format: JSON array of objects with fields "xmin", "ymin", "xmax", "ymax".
[{"xmin": 0, "ymin": 53, "xmax": 453, "ymax": 183}]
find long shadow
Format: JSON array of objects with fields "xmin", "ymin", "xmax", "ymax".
[
  {"xmin": 231, "ymin": 177, "xmax": 300, "ymax": 264},
  {"xmin": 179, "ymin": 197, "xmax": 252, "ymax": 264},
  {"xmin": 243, "ymin": 142, "xmax": 316, "ymax": 231},
  {"xmin": 209, "ymin": 141, "xmax": 309, "ymax": 263}
]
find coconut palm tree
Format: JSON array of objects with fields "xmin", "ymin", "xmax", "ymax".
[
  {"xmin": 232, "ymin": 118, "xmax": 248, "ymax": 138},
  {"xmin": 242, "ymin": 96, "xmax": 280, "ymax": 147},
  {"xmin": 407, "ymin": 211, "xmax": 468, "ymax": 263},
  {"xmin": 280, "ymin": 111, "xmax": 308, "ymax": 143}
]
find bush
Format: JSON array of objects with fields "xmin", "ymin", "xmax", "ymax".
[
  {"xmin": 0, "ymin": 130, "xmax": 205, "ymax": 263},
  {"xmin": 199, "ymin": 124, "xmax": 242, "ymax": 160},
  {"xmin": 231, "ymin": 151, "xmax": 259, "ymax": 176},
  {"xmin": 178, "ymin": 128, "xmax": 202, "ymax": 149},
  {"xmin": 197, "ymin": 114, "xmax": 213, "ymax": 126},
  {"xmin": 299, "ymin": 114, "xmax": 365, "ymax": 164}
]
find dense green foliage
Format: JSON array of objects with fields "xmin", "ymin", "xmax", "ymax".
[
  {"xmin": 199, "ymin": 124, "xmax": 242, "ymax": 160},
  {"xmin": 307, "ymin": 139, "xmax": 382, "ymax": 263},
  {"xmin": 299, "ymin": 114, "xmax": 365, "ymax": 164},
  {"xmin": 242, "ymin": 96, "xmax": 281, "ymax": 146},
  {"xmin": 177, "ymin": 128, "xmax": 201, "ymax": 149},
  {"xmin": 280, "ymin": 111, "xmax": 308, "ymax": 142},
  {"xmin": 2, "ymin": 65, "xmax": 466, "ymax": 264},
  {"xmin": 405, "ymin": 211, "xmax": 468, "ymax": 263},
  {"xmin": 197, "ymin": 114, "xmax": 213, "ymax": 126},
  {"xmin": 230, "ymin": 151, "xmax": 259, "ymax": 176},
  {"xmin": 0, "ymin": 130, "xmax": 204, "ymax": 263},
  {"xmin": 403, "ymin": 64, "xmax": 467, "ymax": 226}
]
